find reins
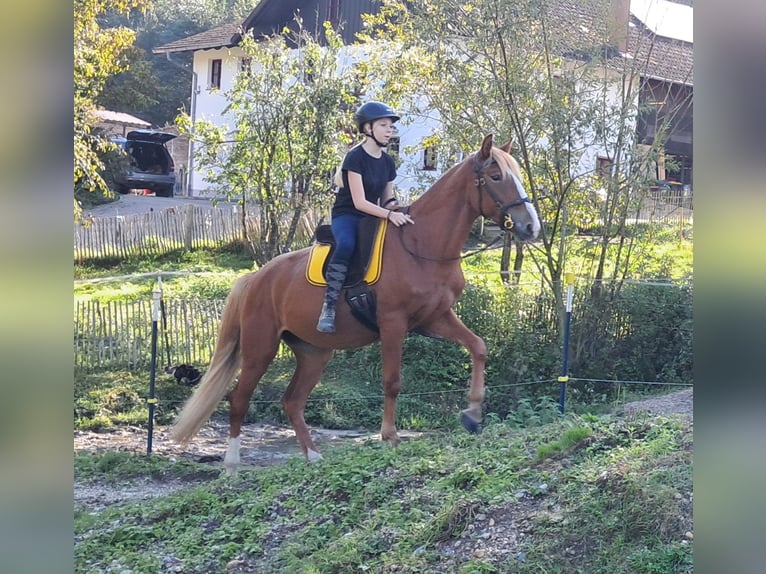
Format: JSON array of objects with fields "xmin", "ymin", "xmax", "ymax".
[
  {"xmin": 396, "ymin": 153, "xmax": 528, "ymax": 262},
  {"xmin": 397, "ymin": 223, "xmax": 509, "ymax": 262}
]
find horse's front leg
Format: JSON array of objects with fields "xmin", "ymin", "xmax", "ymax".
[
  {"xmin": 378, "ymin": 327, "xmax": 408, "ymax": 446},
  {"xmin": 422, "ymin": 309, "xmax": 487, "ymax": 433}
]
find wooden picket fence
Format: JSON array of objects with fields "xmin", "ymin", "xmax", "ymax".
[
  {"xmin": 636, "ymin": 192, "xmax": 693, "ymax": 225},
  {"xmin": 74, "ymin": 204, "xmax": 320, "ymax": 262},
  {"xmin": 74, "ymin": 298, "xmax": 227, "ymax": 371},
  {"xmin": 72, "ymin": 290, "xmax": 562, "ymax": 373}
]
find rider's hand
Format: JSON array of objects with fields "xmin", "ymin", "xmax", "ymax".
[{"xmin": 387, "ymin": 209, "xmax": 413, "ymax": 227}]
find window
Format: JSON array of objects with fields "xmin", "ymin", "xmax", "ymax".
[
  {"xmin": 387, "ymin": 127, "xmax": 400, "ymax": 164},
  {"xmin": 210, "ymin": 59, "xmax": 222, "ymax": 89},
  {"xmin": 326, "ymin": 0, "xmax": 340, "ymax": 26},
  {"xmin": 239, "ymin": 57, "xmax": 252, "ymax": 77},
  {"xmin": 596, "ymin": 156, "xmax": 613, "ymax": 180},
  {"xmin": 423, "ymin": 147, "xmax": 437, "ymax": 171}
]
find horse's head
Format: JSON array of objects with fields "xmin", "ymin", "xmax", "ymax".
[{"xmin": 472, "ymin": 134, "xmax": 540, "ymax": 241}]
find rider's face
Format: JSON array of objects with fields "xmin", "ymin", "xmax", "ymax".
[{"xmin": 369, "ymin": 119, "xmax": 395, "ymax": 142}]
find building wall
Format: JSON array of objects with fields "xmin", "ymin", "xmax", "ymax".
[
  {"xmin": 188, "ymin": 44, "xmax": 435, "ymax": 198},
  {"xmin": 187, "ymin": 44, "xmax": 646, "ymax": 200}
]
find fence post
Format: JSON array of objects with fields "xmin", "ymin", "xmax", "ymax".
[
  {"xmin": 558, "ymin": 272, "xmax": 575, "ymax": 414},
  {"xmin": 146, "ymin": 275, "xmax": 163, "ymax": 455},
  {"xmin": 183, "ymin": 204, "xmax": 194, "ymax": 250}
]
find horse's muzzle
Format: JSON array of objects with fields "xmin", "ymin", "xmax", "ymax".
[{"xmin": 503, "ymin": 210, "xmax": 539, "ymax": 241}]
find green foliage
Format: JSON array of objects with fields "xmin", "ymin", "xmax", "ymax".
[
  {"xmin": 569, "ymin": 281, "xmax": 694, "ymax": 389},
  {"xmin": 627, "ymin": 544, "xmax": 693, "ymax": 573},
  {"xmin": 75, "ymin": 243, "xmax": 254, "ymax": 281},
  {"xmin": 74, "ymin": 0, "xmax": 146, "ymax": 211},
  {"xmin": 506, "ymin": 396, "xmax": 561, "ymax": 428},
  {"xmin": 536, "ymin": 425, "xmax": 592, "ymax": 460},
  {"xmin": 75, "ymin": 415, "xmax": 693, "ymax": 573},
  {"xmin": 74, "ymin": 450, "xmax": 218, "ymax": 482},
  {"xmin": 75, "ymin": 370, "xmax": 191, "ymax": 429}
]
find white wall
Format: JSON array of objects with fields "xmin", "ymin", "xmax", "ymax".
[
  {"xmin": 187, "ymin": 45, "xmax": 441, "ymax": 198},
  {"xmin": 186, "ymin": 46, "xmax": 639, "ymax": 200}
]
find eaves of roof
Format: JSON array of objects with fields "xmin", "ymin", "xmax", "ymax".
[
  {"xmin": 91, "ymin": 109, "xmax": 151, "ymax": 126},
  {"xmin": 153, "ymin": 22, "xmax": 243, "ymax": 54},
  {"xmin": 151, "ymin": 0, "xmax": 692, "ymax": 87},
  {"xmin": 627, "ymin": 21, "xmax": 693, "ymax": 86},
  {"xmin": 545, "ymin": 1, "xmax": 692, "ymax": 87}
]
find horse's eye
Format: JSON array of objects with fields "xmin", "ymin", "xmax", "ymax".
[{"xmin": 490, "ymin": 173, "xmax": 502, "ymax": 181}]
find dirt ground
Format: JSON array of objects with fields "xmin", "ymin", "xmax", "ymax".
[{"xmin": 74, "ymin": 421, "xmax": 422, "ymax": 509}]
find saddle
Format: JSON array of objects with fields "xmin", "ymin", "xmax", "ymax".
[{"xmin": 306, "ymin": 216, "xmax": 388, "ymax": 332}]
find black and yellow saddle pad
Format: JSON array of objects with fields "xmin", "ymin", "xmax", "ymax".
[{"xmin": 306, "ymin": 218, "xmax": 388, "ymax": 287}]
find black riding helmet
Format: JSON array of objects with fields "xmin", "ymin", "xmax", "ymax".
[{"xmin": 354, "ymin": 101, "xmax": 400, "ymax": 133}]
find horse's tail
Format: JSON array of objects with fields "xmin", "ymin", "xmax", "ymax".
[{"xmin": 170, "ymin": 274, "xmax": 250, "ymax": 444}]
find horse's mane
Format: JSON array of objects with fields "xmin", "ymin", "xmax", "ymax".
[{"xmin": 489, "ymin": 147, "xmax": 523, "ymax": 182}]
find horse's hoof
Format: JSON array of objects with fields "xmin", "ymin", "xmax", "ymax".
[
  {"xmin": 381, "ymin": 433, "xmax": 401, "ymax": 447},
  {"xmin": 223, "ymin": 465, "xmax": 239, "ymax": 478},
  {"xmin": 460, "ymin": 411, "xmax": 482, "ymax": 434},
  {"xmin": 306, "ymin": 449, "xmax": 323, "ymax": 462}
]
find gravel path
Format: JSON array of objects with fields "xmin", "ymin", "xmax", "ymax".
[
  {"xmin": 84, "ymin": 193, "xmax": 236, "ymax": 218},
  {"xmin": 617, "ymin": 387, "xmax": 693, "ymax": 421}
]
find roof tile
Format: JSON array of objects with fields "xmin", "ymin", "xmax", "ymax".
[{"xmin": 153, "ymin": 23, "xmax": 242, "ymax": 54}]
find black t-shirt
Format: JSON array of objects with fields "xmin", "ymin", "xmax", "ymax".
[{"xmin": 332, "ymin": 145, "xmax": 397, "ymax": 218}]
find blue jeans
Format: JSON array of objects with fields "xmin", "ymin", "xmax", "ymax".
[{"xmin": 329, "ymin": 214, "xmax": 362, "ymax": 266}]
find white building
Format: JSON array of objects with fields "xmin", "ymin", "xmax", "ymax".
[{"xmin": 154, "ymin": 0, "xmax": 692, "ymax": 198}]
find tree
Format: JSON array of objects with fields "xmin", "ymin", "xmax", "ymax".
[
  {"xmin": 178, "ymin": 21, "xmax": 360, "ymax": 265},
  {"xmin": 74, "ymin": 0, "xmax": 146, "ymax": 212},
  {"xmin": 98, "ymin": 0, "xmax": 257, "ymax": 128},
  {"xmin": 360, "ymin": 0, "xmax": 689, "ymax": 325}
]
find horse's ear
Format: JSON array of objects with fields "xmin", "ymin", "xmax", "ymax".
[
  {"xmin": 479, "ymin": 134, "xmax": 494, "ymax": 161},
  {"xmin": 500, "ymin": 139, "xmax": 514, "ymax": 153}
]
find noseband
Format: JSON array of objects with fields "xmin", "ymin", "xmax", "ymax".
[{"xmin": 472, "ymin": 155, "xmax": 531, "ymax": 229}]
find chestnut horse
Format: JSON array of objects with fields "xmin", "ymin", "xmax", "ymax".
[{"xmin": 171, "ymin": 134, "xmax": 540, "ymax": 473}]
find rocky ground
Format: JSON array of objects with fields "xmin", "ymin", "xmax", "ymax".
[{"xmin": 617, "ymin": 386, "xmax": 693, "ymax": 420}]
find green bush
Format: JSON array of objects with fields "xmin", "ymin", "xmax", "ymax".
[{"xmin": 74, "ymin": 243, "xmax": 692, "ymax": 432}]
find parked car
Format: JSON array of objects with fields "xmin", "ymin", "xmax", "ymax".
[
  {"xmin": 648, "ymin": 179, "xmax": 684, "ymax": 196},
  {"xmin": 111, "ymin": 130, "xmax": 177, "ymax": 197}
]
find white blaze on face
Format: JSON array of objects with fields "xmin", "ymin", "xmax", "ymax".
[{"xmin": 508, "ymin": 170, "xmax": 541, "ymax": 238}]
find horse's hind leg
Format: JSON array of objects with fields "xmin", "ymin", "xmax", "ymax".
[
  {"xmin": 224, "ymin": 332, "xmax": 280, "ymax": 476},
  {"xmin": 422, "ymin": 309, "xmax": 487, "ymax": 433},
  {"xmin": 281, "ymin": 343, "xmax": 334, "ymax": 462}
]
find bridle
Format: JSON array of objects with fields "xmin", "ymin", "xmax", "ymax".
[
  {"xmin": 472, "ymin": 154, "xmax": 532, "ymax": 231},
  {"xmin": 396, "ymin": 153, "xmax": 530, "ymax": 262}
]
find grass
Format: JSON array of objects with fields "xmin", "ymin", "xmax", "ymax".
[
  {"xmin": 73, "ymin": 236, "xmax": 693, "ymax": 571},
  {"xmin": 74, "ymin": 244, "xmax": 255, "ymax": 302},
  {"xmin": 74, "ymin": 413, "xmax": 693, "ymax": 574},
  {"xmin": 74, "ymin": 450, "xmax": 219, "ymax": 483}
]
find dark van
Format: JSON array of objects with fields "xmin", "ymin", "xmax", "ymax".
[{"xmin": 112, "ymin": 130, "xmax": 177, "ymax": 197}]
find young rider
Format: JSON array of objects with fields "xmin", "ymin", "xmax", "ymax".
[{"xmin": 316, "ymin": 101, "xmax": 415, "ymax": 333}]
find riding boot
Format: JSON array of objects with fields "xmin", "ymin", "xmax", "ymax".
[{"xmin": 316, "ymin": 262, "xmax": 348, "ymax": 333}]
